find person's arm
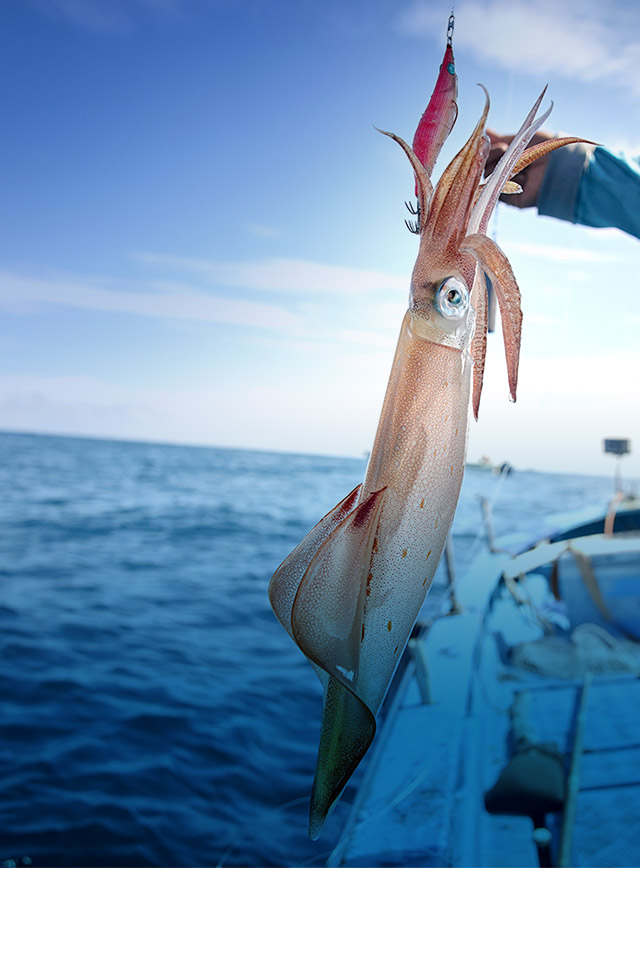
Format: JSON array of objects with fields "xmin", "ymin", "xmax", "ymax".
[
  {"xmin": 569, "ymin": 146, "xmax": 640, "ymax": 239},
  {"xmin": 537, "ymin": 142, "xmax": 593, "ymax": 223},
  {"xmin": 485, "ymin": 130, "xmax": 640, "ymax": 240}
]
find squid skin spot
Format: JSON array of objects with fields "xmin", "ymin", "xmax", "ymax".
[
  {"xmin": 426, "ymin": 549, "xmax": 432, "ymax": 561},
  {"xmin": 434, "ymin": 517, "xmax": 439, "ymax": 529},
  {"xmin": 373, "ymin": 537, "xmax": 379, "ymax": 553},
  {"xmin": 353, "ymin": 491, "xmax": 380, "ymax": 528},
  {"xmin": 455, "ymin": 428, "xmax": 459, "ymax": 436},
  {"xmin": 387, "ymin": 620, "xmax": 392, "ymax": 632},
  {"xmin": 419, "ymin": 498, "xmax": 425, "ymax": 509},
  {"xmin": 402, "ymin": 548, "xmax": 407, "ymax": 558},
  {"xmin": 394, "ymin": 645, "xmax": 399, "ymax": 655},
  {"xmin": 450, "ymin": 465, "xmax": 454, "ymax": 476},
  {"xmin": 361, "ymin": 624, "xmax": 365, "ymax": 641},
  {"xmin": 422, "ymin": 577, "xmax": 427, "ymax": 586},
  {"xmin": 433, "ymin": 448, "xmax": 437, "ymax": 458}
]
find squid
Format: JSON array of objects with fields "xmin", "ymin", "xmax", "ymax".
[{"xmin": 269, "ymin": 23, "xmax": 584, "ymax": 839}]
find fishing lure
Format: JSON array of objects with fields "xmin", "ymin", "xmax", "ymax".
[{"xmin": 269, "ymin": 21, "xmax": 583, "ymax": 839}]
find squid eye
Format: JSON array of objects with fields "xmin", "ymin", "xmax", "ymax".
[{"xmin": 435, "ymin": 277, "xmax": 469, "ymax": 320}]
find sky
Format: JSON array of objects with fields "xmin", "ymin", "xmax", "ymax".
[{"xmin": 1, "ymin": 0, "xmax": 640, "ymax": 476}]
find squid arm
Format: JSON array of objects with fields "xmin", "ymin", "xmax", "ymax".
[
  {"xmin": 509, "ymin": 136, "xmax": 598, "ymax": 181},
  {"xmin": 469, "ymin": 273, "xmax": 489, "ymax": 420}
]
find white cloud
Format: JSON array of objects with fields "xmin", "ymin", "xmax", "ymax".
[
  {"xmin": 397, "ymin": 0, "xmax": 640, "ymax": 97},
  {"xmin": 135, "ymin": 253, "xmax": 408, "ymax": 295},
  {"xmin": 22, "ymin": 0, "xmax": 184, "ymax": 33},
  {"xmin": 6, "ymin": 346, "xmax": 637, "ymax": 478},
  {"xmin": 520, "ymin": 350, "xmax": 640, "ymax": 397},
  {"xmin": 0, "ymin": 373, "xmax": 158, "ymax": 435},
  {"xmin": 0, "ymin": 268, "xmax": 302, "ymax": 333},
  {"xmin": 0, "ymin": 255, "xmax": 410, "ymax": 348},
  {"xmin": 468, "ymin": 347, "xmax": 640, "ymax": 475},
  {"xmin": 0, "ymin": 370, "xmax": 384, "ymax": 456},
  {"xmin": 580, "ymin": 224, "xmax": 640, "ymax": 242},
  {"xmin": 247, "ymin": 224, "xmax": 282, "ymax": 240},
  {"xmin": 502, "ymin": 242, "xmax": 620, "ymax": 264}
]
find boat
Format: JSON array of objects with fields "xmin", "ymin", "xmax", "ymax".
[
  {"xmin": 467, "ymin": 455, "xmax": 514, "ymax": 476},
  {"xmin": 327, "ymin": 484, "xmax": 640, "ymax": 868}
]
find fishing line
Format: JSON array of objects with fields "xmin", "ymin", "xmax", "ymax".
[
  {"xmin": 505, "ymin": 70, "xmax": 514, "ymax": 128},
  {"xmin": 433, "ymin": 463, "xmax": 511, "ymax": 616},
  {"xmin": 215, "ymin": 795, "xmax": 309, "ymax": 868},
  {"xmin": 295, "ymin": 846, "xmax": 337, "ymax": 868}
]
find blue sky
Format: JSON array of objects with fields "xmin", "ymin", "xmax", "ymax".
[{"xmin": 2, "ymin": 0, "xmax": 640, "ymax": 475}]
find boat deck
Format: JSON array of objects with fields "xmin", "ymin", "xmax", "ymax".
[{"xmin": 329, "ymin": 540, "xmax": 640, "ymax": 868}]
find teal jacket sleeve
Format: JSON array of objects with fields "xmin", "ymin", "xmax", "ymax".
[{"xmin": 538, "ymin": 143, "xmax": 640, "ymax": 240}]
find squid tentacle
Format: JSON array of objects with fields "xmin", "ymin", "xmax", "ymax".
[
  {"xmin": 470, "ymin": 91, "xmax": 553, "ymax": 234},
  {"xmin": 469, "ymin": 272, "xmax": 489, "ymax": 419},
  {"xmin": 461, "ymin": 233, "xmax": 522, "ymax": 402}
]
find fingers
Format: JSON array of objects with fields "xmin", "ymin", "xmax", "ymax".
[
  {"xmin": 483, "ymin": 130, "xmax": 555, "ymax": 208},
  {"xmin": 485, "ymin": 128, "xmax": 511, "ymax": 147},
  {"xmin": 485, "ymin": 144, "xmax": 509, "ymax": 177},
  {"xmin": 484, "ymin": 130, "xmax": 513, "ymax": 177}
]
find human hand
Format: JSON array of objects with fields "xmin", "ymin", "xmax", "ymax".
[{"xmin": 485, "ymin": 129, "xmax": 553, "ymax": 209}]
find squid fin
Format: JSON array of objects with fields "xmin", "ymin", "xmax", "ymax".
[
  {"xmin": 290, "ymin": 486, "xmax": 386, "ymax": 837},
  {"xmin": 268, "ymin": 484, "xmax": 361, "ymax": 639},
  {"xmin": 291, "ymin": 487, "xmax": 386, "ymax": 681},
  {"xmin": 309, "ymin": 676, "xmax": 374, "ymax": 840}
]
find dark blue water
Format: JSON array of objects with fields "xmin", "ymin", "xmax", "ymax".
[{"xmin": 0, "ymin": 431, "xmax": 616, "ymax": 867}]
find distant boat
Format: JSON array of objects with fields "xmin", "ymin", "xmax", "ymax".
[
  {"xmin": 467, "ymin": 454, "xmax": 493, "ymax": 470},
  {"xmin": 467, "ymin": 455, "xmax": 513, "ymax": 476}
]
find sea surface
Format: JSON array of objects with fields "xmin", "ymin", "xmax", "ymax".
[{"xmin": 0, "ymin": 431, "xmax": 618, "ymax": 867}]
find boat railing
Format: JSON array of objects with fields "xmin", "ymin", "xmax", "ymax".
[{"xmin": 557, "ymin": 673, "xmax": 593, "ymax": 867}]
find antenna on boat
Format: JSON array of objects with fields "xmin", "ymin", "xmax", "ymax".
[{"xmin": 603, "ymin": 438, "xmax": 631, "ymax": 496}]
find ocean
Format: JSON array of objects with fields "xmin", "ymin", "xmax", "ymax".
[{"xmin": 0, "ymin": 431, "xmax": 617, "ymax": 867}]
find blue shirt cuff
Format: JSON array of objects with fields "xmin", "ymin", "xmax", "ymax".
[{"xmin": 537, "ymin": 142, "xmax": 593, "ymax": 223}]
